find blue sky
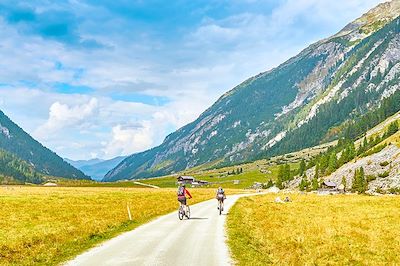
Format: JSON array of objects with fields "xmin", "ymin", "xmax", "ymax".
[{"xmin": 0, "ymin": 0, "xmax": 387, "ymax": 160}]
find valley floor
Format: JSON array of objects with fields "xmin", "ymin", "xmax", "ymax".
[
  {"xmin": 0, "ymin": 186, "xmax": 224, "ymax": 265},
  {"xmin": 227, "ymin": 193, "xmax": 400, "ymax": 265}
]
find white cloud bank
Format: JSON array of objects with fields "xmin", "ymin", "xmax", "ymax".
[
  {"xmin": 35, "ymin": 98, "xmax": 99, "ymax": 138},
  {"xmin": 0, "ymin": 0, "xmax": 389, "ymax": 160}
]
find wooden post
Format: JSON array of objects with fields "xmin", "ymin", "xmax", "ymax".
[{"xmin": 127, "ymin": 203, "xmax": 132, "ymax": 221}]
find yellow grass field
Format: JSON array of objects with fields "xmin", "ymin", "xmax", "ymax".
[
  {"xmin": 227, "ymin": 193, "xmax": 400, "ymax": 265},
  {"xmin": 0, "ymin": 186, "xmax": 229, "ymax": 265}
]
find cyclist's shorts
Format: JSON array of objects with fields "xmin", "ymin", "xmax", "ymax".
[
  {"xmin": 217, "ymin": 194, "xmax": 224, "ymax": 201},
  {"xmin": 178, "ymin": 196, "xmax": 187, "ymax": 205}
]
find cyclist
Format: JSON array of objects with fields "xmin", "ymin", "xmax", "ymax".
[
  {"xmin": 177, "ymin": 184, "xmax": 192, "ymax": 213},
  {"xmin": 216, "ymin": 186, "xmax": 226, "ymax": 211}
]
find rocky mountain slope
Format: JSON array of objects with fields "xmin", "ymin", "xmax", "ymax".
[
  {"xmin": 105, "ymin": 0, "xmax": 400, "ymax": 181},
  {"xmin": 0, "ymin": 110, "xmax": 90, "ymax": 181},
  {"xmin": 287, "ymin": 109, "xmax": 399, "ymax": 193},
  {"xmin": 323, "ymin": 113, "xmax": 400, "ymax": 193}
]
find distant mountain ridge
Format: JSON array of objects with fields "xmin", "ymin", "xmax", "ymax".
[
  {"xmin": 0, "ymin": 110, "xmax": 90, "ymax": 182},
  {"xmin": 67, "ymin": 156, "xmax": 127, "ymax": 181},
  {"xmin": 65, "ymin": 158, "xmax": 104, "ymax": 169},
  {"xmin": 105, "ymin": 0, "xmax": 400, "ymax": 181}
]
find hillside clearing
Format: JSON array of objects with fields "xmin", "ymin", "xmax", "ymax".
[
  {"xmin": 140, "ymin": 163, "xmax": 301, "ymax": 189},
  {"xmin": 227, "ymin": 193, "xmax": 400, "ymax": 265},
  {"xmin": 0, "ymin": 186, "xmax": 232, "ymax": 265}
]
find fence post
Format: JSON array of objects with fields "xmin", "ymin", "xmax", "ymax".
[{"xmin": 127, "ymin": 203, "xmax": 132, "ymax": 221}]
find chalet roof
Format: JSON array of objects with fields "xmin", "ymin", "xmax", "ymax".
[
  {"xmin": 177, "ymin": 175, "xmax": 195, "ymax": 180},
  {"xmin": 323, "ymin": 180, "xmax": 337, "ymax": 187}
]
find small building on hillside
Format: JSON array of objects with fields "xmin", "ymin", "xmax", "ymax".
[
  {"xmin": 317, "ymin": 180, "xmax": 339, "ymax": 195},
  {"xmin": 322, "ymin": 180, "xmax": 337, "ymax": 189},
  {"xmin": 198, "ymin": 180, "xmax": 209, "ymax": 186},
  {"xmin": 250, "ymin": 182, "xmax": 263, "ymax": 190},
  {"xmin": 177, "ymin": 176, "xmax": 195, "ymax": 184}
]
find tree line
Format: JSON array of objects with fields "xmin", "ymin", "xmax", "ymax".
[{"xmin": 0, "ymin": 148, "xmax": 43, "ymax": 184}]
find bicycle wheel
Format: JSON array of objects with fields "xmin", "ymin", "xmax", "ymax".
[
  {"xmin": 186, "ymin": 206, "xmax": 191, "ymax": 219},
  {"xmin": 178, "ymin": 206, "xmax": 184, "ymax": 220},
  {"xmin": 219, "ymin": 201, "xmax": 222, "ymax": 215}
]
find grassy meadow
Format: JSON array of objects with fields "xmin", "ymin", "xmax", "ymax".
[
  {"xmin": 0, "ymin": 186, "xmax": 230, "ymax": 265},
  {"xmin": 227, "ymin": 193, "xmax": 400, "ymax": 265},
  {"xmin": 140, "ymin": 162, "xmax": 300, "ymax": 189}
]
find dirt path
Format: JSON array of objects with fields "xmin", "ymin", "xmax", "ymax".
[{"xmin": 65, "ymin": 193, "xmax": 254, "ymax": 266}]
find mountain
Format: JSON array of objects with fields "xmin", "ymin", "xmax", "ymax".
[
  {"xmin": 67, "ymin": 156, "xmax": 126, "ymax": 181},
  {"xmin": 65, "ymin": 158, "xmax": 104, "ymax": 169},
  {"xmin": 0, "ymin": 110, "xmax": 90, "ymax": 181},
  {"xmin": 105, "ymin": 0, "xmax": 400, "ymax": 182}
]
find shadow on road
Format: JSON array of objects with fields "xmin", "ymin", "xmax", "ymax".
[{"xmin": 188, "ymin": 217, "xmax": 208, "ymax": 220}]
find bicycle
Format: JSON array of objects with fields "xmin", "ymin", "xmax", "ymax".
[
  {"xmin": 178, "ymin": 203, "xmax": 190, "ymax": 220},
  {"xmin": 218, "ymin": 198, "xmax": 223, "ymax": 215}
]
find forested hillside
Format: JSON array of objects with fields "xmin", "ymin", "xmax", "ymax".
[
  {"xmin": 0, "ymin": 110, "xmax": 90, "ymax": 180},
  {"xmin": 0, "ymin": 149, "xmax": 43, "ymax": 184}
]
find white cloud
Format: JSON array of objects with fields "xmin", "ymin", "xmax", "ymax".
[
  {"xmin": 35, "ymin": 98, "xmax": 99, "ymax": 139},
  {"xmin": 0, "ymin": 86, "xmax": 208, "ymax": 159},
  {"xmin": 0, "ymin": 0, "xmax": 389, "ymax": 160},
  {"xmin": 103, "ymin": 123, "xmax": 153, "ymax": 157}
]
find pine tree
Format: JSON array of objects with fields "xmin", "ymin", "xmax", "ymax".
[
  {"xmin": 299, "ymin": 159, "xmax": 306, "ymax": 176},
  {"xmin": 348, "ymin": 142, "xmax": 356, "ymax": 160},
  {"xmin": 299, "ymin": 175, "xmax": 309, "ymax": 191},
  {"xmin": 311, "ymin": 167, "xmax": 319, "ymax": 191},
  {"xmin": 284, "ymin": 164, "xmax": 291, "ymax": 181},
  {"xmin": 276, "ymin": 164, "xmax": 285, "ymax": 189},
  {"xmin": 352, "ymin": 167, "xmax": 367, "ymax": 193},
  {"xmin": 363, "ymin": 137, "xmax": 368, "ymax": 148},
  {"xmin": 386, "ymin": 121, "xmax": 399, "ymax": 137},
  {"xmin": 341, "ymin": 176, "xmax": 347, "ymax": 191},
  {"xmin": 327, "ymin": 153, "xmax": 337, "ymax": 174},
  {"xmin": 319, "ymin": 154, "xmax": 329, "ymax": 174},
  {"xmin": 338, "ymin": 147, "xmax": 349, "ymax": 166},
  {"xmin": 352, "ymin": 169, "xmax": 359, "ymax": 192},
  {"xmin": 312, "ymin": 175, "xmax": 319, "ymax": 191},
  {"xmin": 359, "ymin": 167, "xmax": 366, "ymax": 193}
]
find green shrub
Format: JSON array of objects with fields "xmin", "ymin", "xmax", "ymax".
[
  {"xmin": 366, "ymin": 175, "xmax": 377, "ymax": 182},
  {"xmin": 376, "ymin": 187, "xmax": 386, "ymax": 194},
  {"xmin": 380, "ymin": 161, "xmax": 389, "ymax": 167},
  {"xmin": 378, "ymin": 171, "xmax": 390, "ymax": 178},
  {"xmin": 389, "ymin": 187, "xmax": 400, "ymax": 194}
]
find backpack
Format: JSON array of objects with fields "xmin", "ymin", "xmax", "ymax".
[{"xmin": 177, "ymin": 186, "xmax": 185, "ymax": 196}]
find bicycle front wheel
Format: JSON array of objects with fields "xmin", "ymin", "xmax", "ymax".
[
  {"xmin": 178, "ymin": 207, "xmax": 184, "ymax": 220},
  {"xmin": 186, "ymin": 206, "xmax": 191, "ymax": 219}
]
